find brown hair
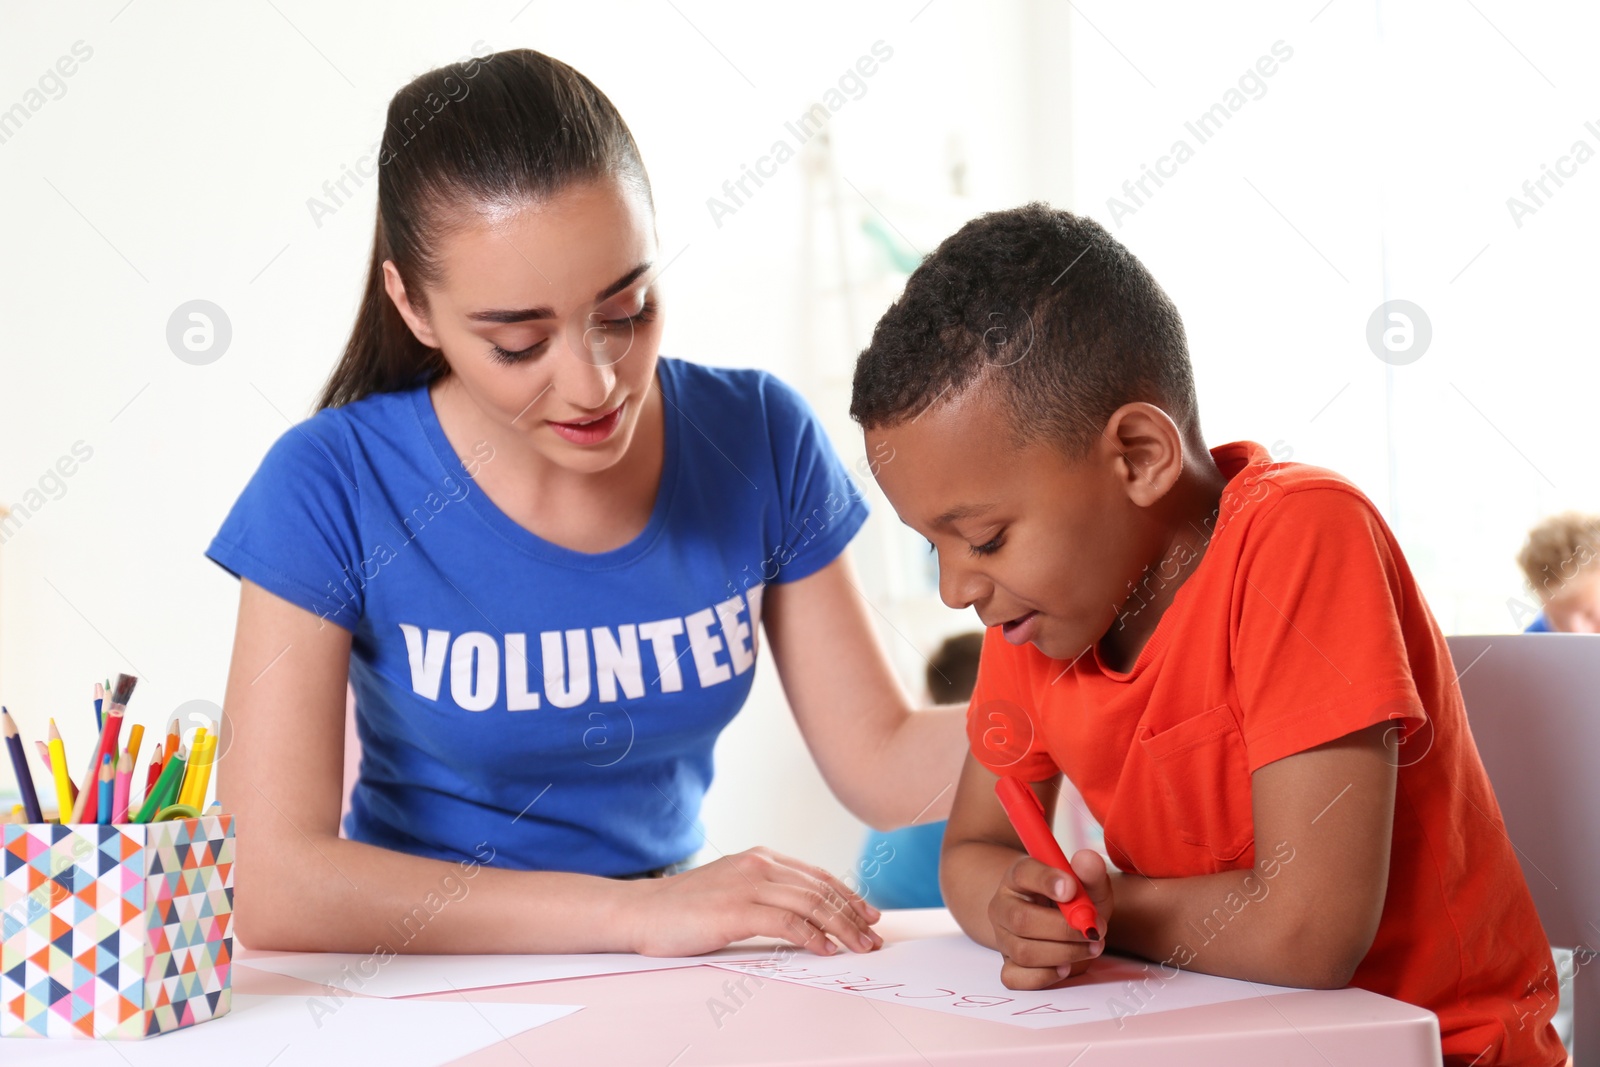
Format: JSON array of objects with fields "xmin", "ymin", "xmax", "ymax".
[
  {"xmin": 1517, "ymin": 511, "xmax": 1600, "ymax": 599},
  {"xmin": 318, "ymin": 49, "xmax": 653, "ymax": 411},
  {"xmin": 926, "ymin": 631, "xmax": 985, "ymax": 705}
]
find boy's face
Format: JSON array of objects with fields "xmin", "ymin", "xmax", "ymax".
[
  {"xmin": 1541, "ymin": 573, "xmax": 1600, "ymax": 633},
  {"xmin": 867, "ymin": 383, "xmax": 1165, "ymax": 663}
]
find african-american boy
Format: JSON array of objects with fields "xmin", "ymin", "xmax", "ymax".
[{"xmin": 848, "ymin": 203, "xmax": 1564, "ymax": 1067}]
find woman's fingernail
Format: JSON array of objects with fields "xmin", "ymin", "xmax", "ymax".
[
  {"xmin": 1054, "ymin": 878, "xmax": 1068, "ymax": 899},
  {"xmin": 1090, "ymin": 941, "xmax": 1104, "ymax": 957},
  {"xmin": 1057, "ymin": 965, "xmax": 1073, "ymax": 977}
]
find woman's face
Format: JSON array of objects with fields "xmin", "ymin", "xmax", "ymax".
[{"xmin": 385, "ymin": 177, "xmax": 664, "ymax": 475}]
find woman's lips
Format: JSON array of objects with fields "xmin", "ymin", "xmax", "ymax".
[
  {"xmin": 1001, "ymin": 610, "xmax": 1040, "ymax": 646},
  {"xmin": 548, "ymin": 401, "xmax": 624, "ymax": 445}
]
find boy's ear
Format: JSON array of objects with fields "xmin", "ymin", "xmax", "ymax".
[
  {"xmin": 382, "ymin": 260, "xmax": 442, "ymax": 349},
  {"xmin": 1101, "ymin": 402, "xmax": 1184, "ymax": 508}
]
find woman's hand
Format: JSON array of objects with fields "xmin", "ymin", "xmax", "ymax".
[
  {"xmin": 988, "ymin": 849, "xmax": 1114, "ymax": 989},
  {"xmin": 626, "ymin": 846, "xmax": 885, "ymax": 958}
]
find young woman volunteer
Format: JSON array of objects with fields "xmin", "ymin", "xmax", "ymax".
[{"xmin": 210, "ymin": 48, "xmax": 964, "ymax": 958}]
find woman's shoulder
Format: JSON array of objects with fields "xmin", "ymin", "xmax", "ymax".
[
  {"xmin": 257, "ymin": 384, "xmax": 428, "ymax": 479},
  {"xmin": 659, "ymin": 357, "xmax": 818, "ymax": 430},
  {"xmin": 303, "ymin": 383, "xmax": 427, "ymax": 439}
]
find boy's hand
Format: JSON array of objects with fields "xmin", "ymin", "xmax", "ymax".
[{"xmin": 989, "ymin": 848, "xmax": 1114, "ymax": 989}]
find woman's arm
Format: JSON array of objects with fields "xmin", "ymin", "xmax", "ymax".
[
  {"xmin": 761, "ymin": 552, "xmax": 968, "ymax": 831},
  {"xmin": 219, "ymin": 579, "xmax": 883, "ymax": 957}
]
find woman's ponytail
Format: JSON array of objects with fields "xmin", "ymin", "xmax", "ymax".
[{"xmin": 318, "ymin": 218, "xmax": 445, "ymax": 410}]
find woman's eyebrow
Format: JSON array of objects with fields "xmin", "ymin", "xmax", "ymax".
[{"xmin": 466, "ymin": 262, "xmax": 653, "ymax": 323}]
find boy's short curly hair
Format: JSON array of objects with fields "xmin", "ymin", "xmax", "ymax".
[
  {"xmin": 1517, "ymin": 512, "xmax": 1600, "ymax": 599},
  {"xmin": 849, "ymin": 202, "xmax": 1199, "ymax": 455}
]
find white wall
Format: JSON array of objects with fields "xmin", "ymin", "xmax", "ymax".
[
  {"xmin": 0, "ymin": 0, "xmax": 1046, "ymax": 871},
  {"xmin": 2, "ymin": 1, "xmax": 1593, "ymax": 875},
  {"xmin": 1063, "ymin": 0, "xmax": 1599, "ymax": 633}
]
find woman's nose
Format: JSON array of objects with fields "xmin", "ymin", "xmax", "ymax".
[{"xmin": 558, "ymin": 328, "xmax": 619, "ymax": 409}]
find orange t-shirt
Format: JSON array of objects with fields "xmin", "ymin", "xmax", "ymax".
[{"xmin": 966, "ymin": 441, "xmax": 1564, "ymax": 1067}]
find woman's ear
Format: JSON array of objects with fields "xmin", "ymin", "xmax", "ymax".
[
  {"xmin": 1101, "ymin": 402, "xmax": 1185, "ymax": 508},
  {"xmin": 382, "ymin": 261, "xmax": 441, "ymax": 349}
]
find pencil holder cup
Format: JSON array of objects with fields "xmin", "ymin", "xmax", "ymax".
[{"xmin": 1, "ymin": 814, "xmax": 234, "ymax": 1039}]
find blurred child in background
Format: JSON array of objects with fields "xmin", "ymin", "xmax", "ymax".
[{"xmin": 1517, "ymin": 512, "xmax": 1600, "ymax": 633}]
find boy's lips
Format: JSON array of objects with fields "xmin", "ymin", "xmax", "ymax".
[{"xmin": 1000, "ymin": 610, "xmax": 1040, "ymax": 646}]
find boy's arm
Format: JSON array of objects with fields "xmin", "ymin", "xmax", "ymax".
[
  {"xmin": 1110, "ymin": 720, "xmax": 1397, "ymax": 989},
  {"xmin": 942, "ymin": 722, "xmax": 1397, "ymax": 991},
  {"xmin": 940, "ymin": 750, "xmax": 1056, "ymax": 945},
  {"xmin": 941, "ymin": 751, "xmax": 1112, "ymax": 989}
]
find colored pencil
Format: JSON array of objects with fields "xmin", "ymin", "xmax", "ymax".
[
  {"xmin": 48, "ymin": 733, "xmax": 73, "ymax": 825},
  {"xmin": 79, "ymin": 674, "xmax": 136, "ymax": 823},
  {"xmin": 113, "ymin": 749, "xmax": 132, "ymax": 823},
  {"xmin": 45, "ymin": 721, "xmax": 77, "ymax": 807},
  {"xmin": 156, "ymin": 750, "xmax": 188, "ymax": 813},
  {"xmin": 133, "ymin": 751, "xmax": 186, "ymax": 824},
  {"xmin": 97, "ymin": 675, "xmax": 136, "ymax": 767},
  {"xmin": 163, "ymin": 719, "xmax": 180, "ymax": 773},
  {"xmin": 93, "ymin": 681, "xmax": 103, "ymax": 732},
  {"xmin": 96, "ymin": 754, "xmax": 114, "ymax": 825},
  {"xmin": 33, "ymin": 739, "xmax": 63, "ymax": 807},
  {"xmin": 127, "ymin": 723, "xmax": 145, "ymax": 766},
  {"xmin": 2, "ymin": 707, "xmax": 44, "ymax": 824},
  {"xmin": 181, "ymin": 735, "xmax": 217, "ymax": 810},
  {"xmin": 145, "ymin": 743, "xmax": 163, "ymax": 798},
  {"xmin": 178, "ymin": 730, "xmax": 207, "ymax": 807},
  {"xmin": 67, "ymin": 737, "xmax": 100, "ymax": 823}
]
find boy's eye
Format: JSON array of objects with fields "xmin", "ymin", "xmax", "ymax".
[{"xmin": 969, "ymin": 535, "xmax": 1003, "ymax": 558}]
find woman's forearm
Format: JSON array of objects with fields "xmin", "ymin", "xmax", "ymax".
[
  {"xmin": 852, "ymin": 704, "xmax": 967, "ymax": 830},
  {"xmin": 236, "ymin": 827, "xmax": 643, "ymax": 955}
]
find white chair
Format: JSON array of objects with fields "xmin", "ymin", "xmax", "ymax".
[{"xmin": 1447, "ymin": 633, "xmax": 1599, "ymax": 1065}]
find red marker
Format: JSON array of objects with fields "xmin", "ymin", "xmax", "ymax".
[{"xmin": 994, "ymin": 775, "xmax": 1102, "ymax": 940}]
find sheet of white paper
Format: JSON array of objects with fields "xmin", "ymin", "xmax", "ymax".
[
  {"xmin": 710, "ymin": 934, "xmax": 1306, "ymax": 1030},
  {"xmin": 7, "ymin": 995, "xmax": 580, "ymax": 1066},
  {"xmin": 242, "ymin": 945, "xmax": 773, "ymax": 998}
]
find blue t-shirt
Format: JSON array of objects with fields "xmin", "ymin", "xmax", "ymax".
[
  {"xmin": 206, "ymin": 357, "xmax": 869, "ymax": 876},
  {"xmin": 856, "ymin": 822, "xmax": 947, "ymax": 909}
]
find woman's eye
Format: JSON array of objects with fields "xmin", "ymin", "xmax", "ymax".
[
  {"xmin": 493, "ymin": 298, "xmax": 655, "ymax": 363},
  {"xmin": 489, "ymin": 339, "xmax": 547, "ymax": 365},
  {"xmin": 595, "ymin": 298, "xmax": 658, "ymax": 329}
]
